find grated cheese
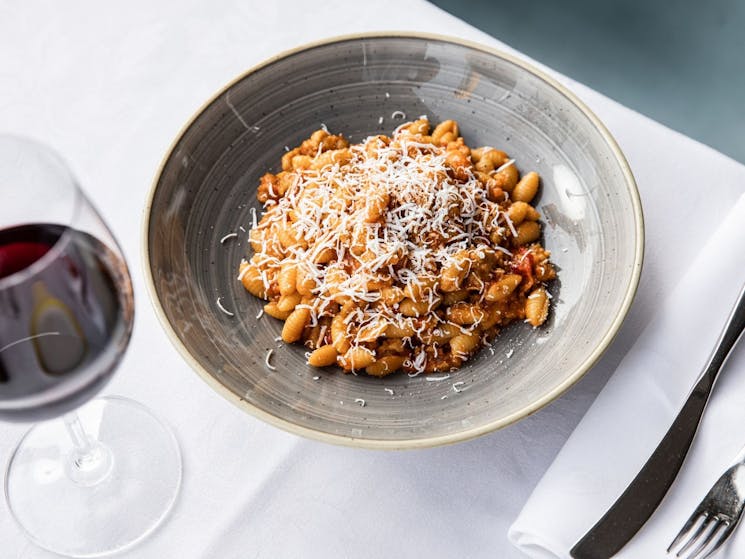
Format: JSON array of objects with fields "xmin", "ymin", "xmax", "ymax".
[
  {"xmin": 503, "ymin": 211, "xmax": 518, "ymax": 238},
  {"xmin": 216, "ymin": 297, "xmax": 234, "ymax": 317},
  {"xmin": 452, "ymin": 381, "xmax": 468, "ymax": 393},
  {"xmin": 237, "ymin": 260, "xmax": 250, "ymax": 281},
  {"xmin": 354, "ymin": 398, "xmax": 366, "ymax": 407},
  {"xmin": 220, "ymin": 232, "xmax": 238, "ymax": 244},
  {"xmin": 384, "ymin": 388, "xmax": 394, "ymax": 395},
  {"xmin": 245, "ymin": 123, "xmax": 545, "ymax": 375},
  {"xmin": 494, "ymin": 158, "xmax": 515, "ymax": 174},
  {"xmin": 265, "ymin": 349, "xmax": 277, "ymax": 370},
  {"xmin": 249, "ymin": 207, "xmax": 258, "ymax": 229}
]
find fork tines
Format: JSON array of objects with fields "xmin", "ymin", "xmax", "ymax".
[{"xmin": 668, "ymin": 511, "xmax": 733, "ymax": 559}]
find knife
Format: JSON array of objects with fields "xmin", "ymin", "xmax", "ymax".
[{"xmin": 570, "ymin": 283, "xmax": 745, "ymax": 559}]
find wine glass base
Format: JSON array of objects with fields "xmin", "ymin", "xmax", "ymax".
[{"xmin": 5, "ymin": 396, "xmax": 182, "ymax": 557}]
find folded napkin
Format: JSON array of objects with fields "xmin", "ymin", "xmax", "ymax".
[{"xmin": 509, "ymin": 193, "xmax": 745, "ymax": 559}]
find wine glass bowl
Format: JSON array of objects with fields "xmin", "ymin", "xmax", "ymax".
[
  {"xmin": 1, "ymin": 135, "xmax": 181, "ymax": 557},
  {"xmin": 0, "ymin": 136, "xmax": 133, "ymax": 422},
  {"xmin": 0, "ymin": 224, "xmax": 134, "ymax": 422}
]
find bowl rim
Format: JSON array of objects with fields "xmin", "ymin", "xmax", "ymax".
[{"xmin": 141, "ymin": 31, "xmax": 645, "ymax": 450}]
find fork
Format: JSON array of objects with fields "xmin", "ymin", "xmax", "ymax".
[{"xmin": 668, "ymin": 444, "xmax": 745, "ymax": 558}]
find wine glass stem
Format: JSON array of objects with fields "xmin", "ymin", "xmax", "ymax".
[
  {"xmin": 64, "ymin": 412, "xmax": 94, "ymax": 454},
  {"xmin": 63, "ymin": 411, "xmax": 114, "ymax": 486}
]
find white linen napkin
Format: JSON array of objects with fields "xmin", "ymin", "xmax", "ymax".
[{"xmin": 509, "ymin": 193, "xmax": 745, "ymax": 559}]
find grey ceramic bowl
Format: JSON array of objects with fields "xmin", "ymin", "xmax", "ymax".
[{"xmin": 143, "ymin": 33, "xmax": 643, "ymax": 449}]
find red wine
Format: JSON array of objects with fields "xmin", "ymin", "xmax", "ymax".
[{"xmin": 0, "ymin": 223, "xmax": 134, "ymax": 422}]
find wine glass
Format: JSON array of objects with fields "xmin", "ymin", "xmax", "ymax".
[{"xmin": 0, "ymin": 135, "xmax": 181, "ymax": 556}]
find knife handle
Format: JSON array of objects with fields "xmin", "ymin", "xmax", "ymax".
[
  {"xmin": 571, "ymin": 283, "xmax": 745, "ymax": 559},
  {"xmin": 701, "ymin": 282, "xmax": 745, "ymax": 386}
]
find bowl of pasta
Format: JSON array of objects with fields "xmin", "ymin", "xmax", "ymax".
[{"xmin": 144, "ymin": 33, "xmax": 643, "ymax": 448}]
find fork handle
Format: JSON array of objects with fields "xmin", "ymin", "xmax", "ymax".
[{"xmin": 571, "ymin": 283, "xmax": 745, "ymax": 559}]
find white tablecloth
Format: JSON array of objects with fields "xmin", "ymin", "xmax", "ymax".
[{"xmin": 2, "ymin": 1, "xmax": 744, "ymax": 558}]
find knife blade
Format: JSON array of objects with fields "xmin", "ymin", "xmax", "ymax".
[{"xmin": 570, "ymin": 283, "xmax": 745, "ymax": 559}]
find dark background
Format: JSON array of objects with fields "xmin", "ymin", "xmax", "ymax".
[{"xmin": 430, "ymin": 0, "xmax": 745, "ymax": 164}]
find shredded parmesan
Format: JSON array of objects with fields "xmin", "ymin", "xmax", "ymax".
[
  {"xmin": 452, "ymin": 381, "xmax": 467, "ymax": 393},
  {"xmin": 494, "ymin": 158, "xmax": 515, "ymax": 173},
  {"xmin": 256, "ymin": 308, "xmax": 264, "ymax": 319},
  {"xmin": 243, "ymin": 122, "xmax": 554, "ymax": 375},
  {"xmin": 249, "ymin": 207, "xmax": 258, "ymax": 229},
  {"xmin": 216, "ymin": 297, "xmax": 234, "ymax": 317},
  {"xmin": 220, "ymin": 232, "xmax": 238, "ymax": 244},
  {"xmin": 503, "ymin": 211, "xmax": 518, "ymax": 238},
  {"xmin": 384, "ymin": 388, "xmax": 394, "ymax": 395},
  {"xmin": 391, "ymin": 110, "xmax": 406, "ymax": 120},
  {"xmin": 426, "ymin": 374, "xmax": 451, "ymax": 382},
  {"xmin": 237, "ymin": 261, "xmax": 250, "ymax": 281},
  {"xmin": 354, "ymin": 398, "xmax": 366, "ymax": 407},
  {"xmin": 265, "ymin": 349, "xmax": 277, "ymax": 370}
]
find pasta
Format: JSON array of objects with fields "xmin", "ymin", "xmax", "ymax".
[{"xmin": 239, "ymin": 118, "xmax": 556, "ymax": 376}]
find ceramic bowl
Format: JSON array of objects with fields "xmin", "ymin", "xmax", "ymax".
[{"xmin": 143, "ymin": 33, "xmax": 643, "ymax": 448}]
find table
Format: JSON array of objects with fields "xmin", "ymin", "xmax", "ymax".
[{"xmin": 2, "ymin": 1, "xmax": 745, "ymax": 557}]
